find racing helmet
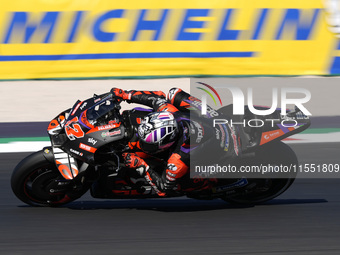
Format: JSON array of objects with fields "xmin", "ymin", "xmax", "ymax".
[{"xmin": 137, "ymin": 112, "xmax": 178, "ymax": 153}]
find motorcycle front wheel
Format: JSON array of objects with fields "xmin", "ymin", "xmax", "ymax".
[{"xmin": 11, "ymin": 150, "xmax": 89, "ymax": 207}]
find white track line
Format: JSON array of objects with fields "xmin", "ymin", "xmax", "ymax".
[
  {"xmin": 0, "ymin": 141, "xmax": 51, "ymax": 153},
  {"xmin": 1, "ymin": 133, "xmax": 340, "ymax": 153}
]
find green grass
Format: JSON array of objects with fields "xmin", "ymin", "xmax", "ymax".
[
  {"xmin": 0, "ymin": 137, "xmax": 49, "ymax": 143},
  {"xmin": 301, "ymin": 128, "xmax": 340, "ymax": 134}
]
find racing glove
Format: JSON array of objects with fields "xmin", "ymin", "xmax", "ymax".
[
  {"xmin": 111, "ymin": 88, "xmax": 133, "ymax": 101},
  {"xmin": 122, "ymin": 153, "xmax": 149, "ymax": 175},
  {"xmin": 122, "ymin": 153, "xmax": 166, "ymax": 196}
]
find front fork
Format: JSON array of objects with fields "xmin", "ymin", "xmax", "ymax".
[{"xmin": 42, "ymin": 146, "xmax": 89, "ymax": 193}]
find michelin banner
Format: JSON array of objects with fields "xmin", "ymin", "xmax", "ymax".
[{"xmin": 0, "ymin": 0, "xmax": 339, "ymax": 79}]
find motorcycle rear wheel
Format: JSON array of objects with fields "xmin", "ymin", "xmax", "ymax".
[
  {"xmin": 11, "ymin": 150, "xmax": 89, "ymax": 207},
  {"xmin": 221, "ymin": 141, "xmax": 297, "ymax": 205}
]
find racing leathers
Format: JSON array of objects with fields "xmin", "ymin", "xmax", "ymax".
[{"xmin": 111, "ymin": 88, "xmax": 241, "ymax": 196}]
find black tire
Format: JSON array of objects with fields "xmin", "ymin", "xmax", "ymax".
[
  {"xmin": 11, "ymin": 150, "xmax": 89, "ymax": 207},
  {"xmin": 222, "ymin": 141, "xmax": 297, "ymax": 205}
]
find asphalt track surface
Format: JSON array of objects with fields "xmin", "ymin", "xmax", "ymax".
[{"xmin": 1, "ymin": 143, "xmax": 340, "ymax": 255}]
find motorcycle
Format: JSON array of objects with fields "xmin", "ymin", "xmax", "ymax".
[{"xmin": 11, "ymin": 91, "xmax": 310, "ymax": 207}]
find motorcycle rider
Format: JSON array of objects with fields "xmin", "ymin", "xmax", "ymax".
[{"xmin": 111, "ymin": 87, "xmax": 241, "ymax": 196}]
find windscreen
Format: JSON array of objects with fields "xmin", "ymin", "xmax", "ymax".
[{"xmin": 86, "ymin": 96, "xmax": 119, "ymax": 126}]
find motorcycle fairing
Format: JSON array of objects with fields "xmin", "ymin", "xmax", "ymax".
[
  {"xmin": 258, "ymin": 108, "xmax": 310, "ymax": 145},
  {"xmin": 218, "ymin": 105, "xmax": 311, "ymax": 152},
  {"xmin": 47, "ymin": 93, "xmax": 125, "ymax": 178},
  {"xmin": 52, "ymin": 147, "xmax": 79, "ymax": 180},
  {"xmin": 48, "ymin": 110, "xmax": 81, "ymax": 179}
]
